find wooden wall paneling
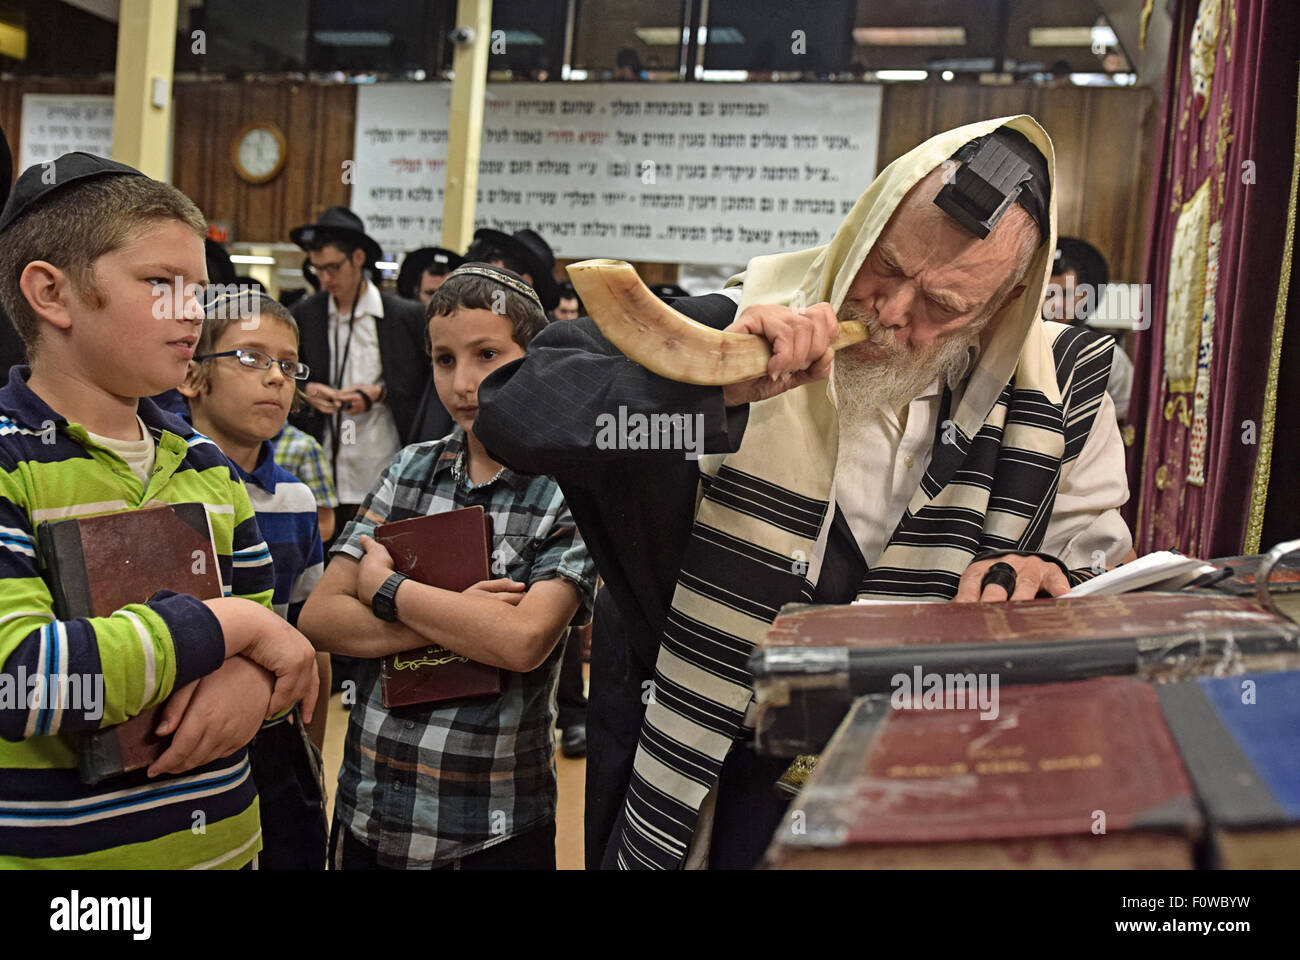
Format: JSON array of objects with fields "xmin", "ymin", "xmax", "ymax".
[
  {"xmin": 876, "ymin": 84, "xmax": 1153, "ymax": 282},
  {"xmin": 171, "ymin": 80, "xmax": 357, "ymax": 245}
]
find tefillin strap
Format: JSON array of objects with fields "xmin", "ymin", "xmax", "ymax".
[{"xmin": 934, "ymin": 128, "xmax": 1049, "ymax": 242}]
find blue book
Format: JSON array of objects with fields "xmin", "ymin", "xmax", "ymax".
[{"xmin": 1157, "ymin": 670, "xmax": 1300, "ymax": 868}]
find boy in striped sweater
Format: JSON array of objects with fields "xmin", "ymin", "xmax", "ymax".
[
  {"xmin": 180, "ymin": 291, "xmax": 329, "ymax": 868},
  {"xmin": 0, "ymin": 153, "xmax": 318, "ymax": 869}
]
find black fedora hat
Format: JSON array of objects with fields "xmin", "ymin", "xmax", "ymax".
[
  {"xmin": 468, "ymin": 227, "xmax": 561, "ymax": 310},
  {"xmin": 290, "ymin": 205, "xmax": 383, "ymax": 266},
  {"xmin": 648, "ymin": 283, "xmax": 691, "ymax": 301},
  {"xmin": 396, "ymin": 246, "xmax": 465, "ymax": 300}
]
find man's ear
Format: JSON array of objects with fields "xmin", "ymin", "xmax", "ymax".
[
  {"xmin": 520, "ymin": 272, "xmax": 534, "ymax": 286},
  {"xmin": 352, "ymin": 248, "xmax": 366, "ymax": 270},
  {"xmin": 18, "ymin": 261, "xmax": 77, "ymax": 333},
  {"xmin": 177, "ymin": 360, "xmax": 203, "ymax": 399}
]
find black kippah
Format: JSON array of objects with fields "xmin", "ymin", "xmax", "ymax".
[
  {"xmin": 0, "ymin": 152, "xmax": 145, "ymax": 235},
  {"xmin": 934, "ymin": 127, "xmax": 1050, "ymax": 243}
]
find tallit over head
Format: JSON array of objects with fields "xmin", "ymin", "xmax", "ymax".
[{"xmin": 725, "ymin": 114, "xmax": 1060, "ymax": 436}]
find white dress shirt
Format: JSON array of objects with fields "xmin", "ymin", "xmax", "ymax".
[
  {"xmin": 808, "ymin": 374, "xmax": 1133, "ymax": 585},
  {"xmin": 324, "ymin": 279, "xmax": 403, "ymax": 503}
]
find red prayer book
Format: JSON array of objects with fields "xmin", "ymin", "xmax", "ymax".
[
  {"xmin": 764, "ymin": 676, "xmax": 1201, "ymax": 869},
  {"xmin": 375, "ymin": 505, "xmax": 502, "ymax": 708},
  {"xmin": 36, "ymin": 502, "xmax": 223, "ymax": 784}
]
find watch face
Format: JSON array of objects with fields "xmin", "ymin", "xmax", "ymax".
[
  {"xmin": 373, "ymin": 590, "xmax": 396, "ymax": 621},
  {"xmin": 237, "ymin": 128, "xmax": 281, "ymax": 178}
]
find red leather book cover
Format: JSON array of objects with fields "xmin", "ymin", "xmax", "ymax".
[
  {"xmin": 375, "ymin": 506, "xmax": 502, "ymax": 708},
  {"xmin": 766, "ymin": 677, "xmax": 1200, "ymax": 868},
  {"xmin": 36, "ymin": 502, "xmax": 222, "ymax": 784}
]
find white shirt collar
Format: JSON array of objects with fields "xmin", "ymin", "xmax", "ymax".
[{"xmin": 328, "ymin": 278, "xmax": 383, "ymax": 323}]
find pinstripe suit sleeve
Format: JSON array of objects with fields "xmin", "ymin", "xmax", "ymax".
[{"xmin": 476, "ymin": 294, "xmax": 749, "ymax": 476}]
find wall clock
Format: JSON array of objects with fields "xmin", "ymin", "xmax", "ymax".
[{"xmin": 231, "ymin": 122, "xmax": 286, "ymax": 184}]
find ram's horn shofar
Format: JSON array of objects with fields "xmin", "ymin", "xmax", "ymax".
[{"xmin": 566, "ymin": 258, "xmax": 869, "ymax": 386}]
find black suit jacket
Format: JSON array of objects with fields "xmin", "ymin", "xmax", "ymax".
[{"xmin": 289, "ymin": 290, "xmax": 436, "ymax": 445}]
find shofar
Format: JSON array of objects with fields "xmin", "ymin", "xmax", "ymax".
[{"xmin": 566, "ymin": 258, "xmax": 868, "ymax": 386}]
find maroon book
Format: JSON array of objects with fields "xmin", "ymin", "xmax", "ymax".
[
  {"xmin": 36, "ymin": 502, "xmax": 222, "ymax": 784},
  {"xmin": 764, "ymin": 676, "xmax": 1201, "ymax": 869},
  {"xmin": 375, "ymin": 505, "xmax": 502, "ymax": 708}
]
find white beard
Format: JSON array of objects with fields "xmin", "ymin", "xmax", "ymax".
[{"xmin": 832, "ymin": 304, "xmax": 979, "ymax": 425}]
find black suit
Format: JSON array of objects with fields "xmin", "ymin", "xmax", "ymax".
[
  {"xmin": 476, "ymin": 293, "xmax": 876, "ymax": 868},
  {"xmin": 289, "ymin": 289, "xmax": 439, "ymax": 446}
]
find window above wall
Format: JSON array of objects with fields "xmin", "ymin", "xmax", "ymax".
[{"xmin": 14, "ymin": 0, "xmax": 1140, "ymax": 87}]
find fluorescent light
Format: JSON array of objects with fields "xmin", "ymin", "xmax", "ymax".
[
  {"xmin": 634, "ymin": 27, "xmax": 680, "ymax": 45},
  {"xmin": 874, "ymin": 69, "xmax": 928, "ymax": 81},
  {"xmin": 497, "ymin": 29, "xmax": 544, "ymax": 46},
  {"xmin": 635, "ymin": 26, "xmax": 745, "ymax": 46},
  {"xmin": 704, "ymin": 27, "xmax": 745, "ymax": 44},
  {"xmin": 1030, "ymin": 25, "xmax": 1118, "ymax": 47},
  {"xmin": 942, "ymin": 70, "xmax": 955, "ymax": 81},
  {"xmin": 698, "ymin": 69, "xmax": 749, "ymax": 81},
  {"xmin": 229, "ymin": 255, "xmax": 276, "ymax": 265},
  {"xmin": 314, "ymin": 30, "xmax": 394, "ymax": 46},
  {"xmin": 853, "ymin": 27, "xmax": 965, "ymax": 46},
  {"xmin": 566, "ymin": 68, "xmax": 587, "ymax": 80}
]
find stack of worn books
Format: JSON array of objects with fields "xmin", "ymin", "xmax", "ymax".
[
  {"xmin": 749, "ymin": 561, "xmax": 1300, "ymax": 869},
  {"xmin": 763, "ymin": 670, "xmax": 1300, "ymax": 870}
]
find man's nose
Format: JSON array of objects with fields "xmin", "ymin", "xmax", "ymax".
[{"xmin": 874, "ymin": 283, "xmax": 917, "ymax": 331}]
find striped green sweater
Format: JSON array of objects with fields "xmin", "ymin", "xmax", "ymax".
[{"xmin": 0, "ymin": 367, "xmax": 275, "ymax": 868}]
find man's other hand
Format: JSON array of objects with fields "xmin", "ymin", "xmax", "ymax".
[
  {"xmin": 722, "ymin": 302, "xmax": 838, "ymax": 406},
  {"xmin": 955, "ymin": 554, "xmax": 1071, "ymax": 602}
]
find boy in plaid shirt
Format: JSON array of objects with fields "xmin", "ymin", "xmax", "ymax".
[{"xmin": 300, "ymin": 265, "xmax": 595, "ymax": 869}]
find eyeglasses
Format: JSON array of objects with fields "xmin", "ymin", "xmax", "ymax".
[
  {"xmin": 194, "ymin": 349, "xmax": 310, "ymax": 381},
  {"xmin": 306, "ymin": 259, "xmax": 350, "ymax": 279}
]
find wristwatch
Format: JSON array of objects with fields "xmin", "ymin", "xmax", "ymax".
[{"xmin": 371, "ymin": 572, "xmax": 409, "ymax": 622}]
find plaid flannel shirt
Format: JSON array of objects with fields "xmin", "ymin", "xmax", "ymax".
[
  {"xmin": 272, "ymin": 422, "xmax": 340, "ymax": 509},
  {"xmin": 330, "ymin": 427, "xmax": 596, "ymax": 867}
]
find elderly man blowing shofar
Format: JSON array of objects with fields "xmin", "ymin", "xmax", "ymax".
[{"xmin": 475, "ymin": 117, "xmax": 1134, "ymax": 870}]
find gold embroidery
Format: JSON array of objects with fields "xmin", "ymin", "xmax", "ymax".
[
  {"xmin": 1122, "ymin": 424, "xmax": 1136, "ymax": 447},
  {"xmin": 1190, "ymin": 0, "xmax": 1222, "ymax": 120},
  {"xmin": 1245, "ymin": 73, "xmax": 1300, "ymax": 553},
  {"xmin": 1215, "ymin": 98, "xmax": 1234, "ymax": 210},
  {"xmin": 1164, "ymin": 395, "xmax": 1193, "ymax": 426},
  {"xmin": 1155, "ymin": 465, "xmax": 1169, "ymax": 490},
  {"xmin": 1165, "ymin": 179, "xmax": 1213, "ymax": 393}
]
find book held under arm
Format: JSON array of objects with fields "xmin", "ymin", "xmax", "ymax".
[
  {"xmin": 374, "ymin": 505, "xmax": 502, "ymax": 708},
  {"xmin": 36, "ymin": 502, "xmax": 223, "ymax": 784}
]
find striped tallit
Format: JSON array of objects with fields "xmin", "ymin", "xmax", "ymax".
[{"xmin": 609, "ymin": 116, "xmax": 1115, "ymax": 869}]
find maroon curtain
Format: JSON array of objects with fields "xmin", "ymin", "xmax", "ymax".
[{"xmin": 1125, "ymin": 0, "xmax": 1300, "ymax": 557}]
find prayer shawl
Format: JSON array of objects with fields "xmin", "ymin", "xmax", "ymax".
[{"xmin": 610, "ymin": 116, "xmax": 1116, "ymax": 869}]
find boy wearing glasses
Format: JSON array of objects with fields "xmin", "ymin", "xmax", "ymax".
[{"xmin": 181, "ymin": 292, "xmax": 330, "ymax": 869}]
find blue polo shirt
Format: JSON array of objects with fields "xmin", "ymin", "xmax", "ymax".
[{"xmin": 232, "ymin": 443, "xmax": 324, "ymax": 627}]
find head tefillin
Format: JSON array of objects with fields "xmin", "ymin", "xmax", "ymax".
[{"xmin": 933, "ymin": 127, "xmax": 1050, "ymax": 243}]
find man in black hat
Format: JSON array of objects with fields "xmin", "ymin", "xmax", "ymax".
[
  {"xmin": 288, "ymin": 206, "xmax": 434, "ymax": 527},
  {"xmin": 396, "ymin": 246, "xmax": 465, "ymax": 306},
  {"xmin": 465, "ymin": 228, "xmax": 562, "ymax": 313},
  {"xmin": 552, "ymin": 282, "xmax": 582, "ymax": 323}
]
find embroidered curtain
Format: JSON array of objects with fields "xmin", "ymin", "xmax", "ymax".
[{"xmin": 1126, "ymin": 0, "xmax": 1300, "ymax": 556}]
